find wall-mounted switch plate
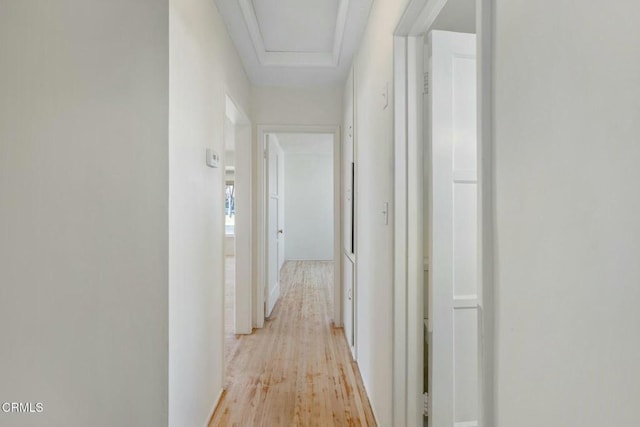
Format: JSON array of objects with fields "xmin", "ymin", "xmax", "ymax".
[{"xmin": 206, "ymin": 148, "xmax": 219, "ymax": 168}]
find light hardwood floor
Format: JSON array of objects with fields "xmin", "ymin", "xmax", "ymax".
[
  {"xmin": 211, "ymin": 260, "xmax": 376, "ymax": 426},
  {"xmin": 225, "ymin": 256, "xmax": 241, "ymax": 363}
]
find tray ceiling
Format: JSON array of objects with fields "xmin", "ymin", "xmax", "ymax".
[
  {"xmin": 253, "ymin": 0, "xmax": 339, "ymax": 53},
  {"xmin": 215, "ymin": 0, "xmax": 373, "ymax": 86}
]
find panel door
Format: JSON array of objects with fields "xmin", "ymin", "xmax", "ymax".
[
  {"xmin": 428, "ymin": 30, "xmax": 478, "ymax": 427},
  {"xmin": 266, "ymin": 135, "xmax": 284, "ymax": 317}
]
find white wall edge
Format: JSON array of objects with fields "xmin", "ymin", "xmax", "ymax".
[{"xmin": 225, "ymin": 94, "xmax": 253, "ymax": 338}]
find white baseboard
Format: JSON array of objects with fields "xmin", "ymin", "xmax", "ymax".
[{"xmin": 204, "ymin": 389, "xmax": 224, "ymax": 427}]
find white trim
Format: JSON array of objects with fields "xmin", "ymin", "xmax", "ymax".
[
  {"xmin": 410, "ymin": 0, "xmax": 449, "ymax": 36},
  {"xmin": 238, "ymin": 0, "xmax": 351, "ymax": 68},
  {"xmin": 256, "ymin": 125, "xmax": 342, "ymax": 328},
  {"xmin": 204, "ymin": 389, "xmax": 225, "ymax": 427},
  {"xmin": 224, "ymin": 94, "xmax": 253, "ymax": 336},
  {"xmin": 406, "ymin": 34, "xmax": 425, "ymax": 427},
  {"xmin": 254, "ymin": 129, "xmax": 266, "ymax": 329},
  {"xmin": 392, "ymin": 32, "xmax": 426, "ymax": 427},
  {"xmin": 392, "ymin": 35, "xmax": 408, "ymax": 427},
  {"xmin": 477, "ymin": 0, "xmax": 495, "ymax": 425},
  {"xmin": 393, "ymin": 0, "xmax": 495, "ymax": 426}
]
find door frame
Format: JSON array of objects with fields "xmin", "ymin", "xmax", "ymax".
[
  {"xmin": 393, "ymin": 0, "xmax": 495, "ymax": 425},
  {"xmin": 224, "ymin": 94, "xmax": 253, "ymax": 336},
  {"xmin": 255, "ymin": 125, "xmax": 342, "ymax": 328}
]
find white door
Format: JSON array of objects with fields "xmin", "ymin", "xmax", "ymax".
[
  {"xmin": 266, "ymin": 135, "xmax": 284, "ymax": 317},
  {"xmin": 428, "ymin": 30, "xmax": 478, "ymax": 427}
]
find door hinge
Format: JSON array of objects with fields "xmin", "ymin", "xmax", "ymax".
[
  {"xmin": 423, "ymin": 392, "xmax": 429, "ymax": 417},
  {"xmin": 423, "ymin": 72, "xmax": 429, "ymax": 95}
]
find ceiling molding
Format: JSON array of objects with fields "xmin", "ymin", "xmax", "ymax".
[{"xmin": 238, "ymin": 0, "xmax": 351, "ymax": 68}]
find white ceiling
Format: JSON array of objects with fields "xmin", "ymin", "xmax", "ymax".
[
  {"xmin": 274, "ymin": 133, "xmax": 334, "ymax": 154},
  {"xmin": 253, "ymin": 0, "xmax": 339, "ymax": 53},
  {"xmin": 215, "ymin": 0, "xmax": 373, "ymax": 86}
]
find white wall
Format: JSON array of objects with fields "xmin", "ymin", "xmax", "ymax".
[
  {"xmin": 0, "ymin": 1, "xmax": 169, "ymax": 426},
  {"xmin": 348, "ymin": 0, "xmax": 410, "ymax": 424},
  {"xmin": 224, "ymin": 116, "xmax": 236, "ymax": 153},
  {"xmin": 252, "ymin": 86, "xmax": 343, "ymax": 126},
  {"xmin": 280, "ymin": 135, "xmax": 334, "ymax": 261},
  {"xmin": 493, "ymin": 1, "xmax": 640, "ymax": 426},
  {"xmin": 169, "ymin": 0, "xmax": 251, "ymax": 425}
]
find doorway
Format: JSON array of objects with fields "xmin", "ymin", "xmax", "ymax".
[
  {"xmin": 264, "ymin": 132, "xmax": 336, "ymax": 316},
  {"xmin": 223, "ymin": 95, "xmax": 252, "ymax": 378},
  {"xmin": 393, "ymin": 0, "xmax": 494, "ymax": 425},
  {"xmin": 256, "ymin": 126, "xmax": 342, "ymax": 328},
  {"xmin": 264, "ymin": 133, "xmax": 284, "ymax": 317}
]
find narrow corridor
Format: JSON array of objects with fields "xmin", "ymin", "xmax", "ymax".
[{"xmin": 211, "ymin": 261, "xmax": 376, "ymax": 426}]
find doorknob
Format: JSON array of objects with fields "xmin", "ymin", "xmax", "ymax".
[{"xmin": 278, "ymin": 229, "xmax": 283, "ymax": 234}]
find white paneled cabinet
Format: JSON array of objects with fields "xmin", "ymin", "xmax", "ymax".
[{"xmin": 343, "ymin": 67, "xmax": 356, "ymax": 359}]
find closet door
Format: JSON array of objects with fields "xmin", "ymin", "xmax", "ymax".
[{"xmin": 429, "ymin": 30, "xmax": 478, "ymax": 427}]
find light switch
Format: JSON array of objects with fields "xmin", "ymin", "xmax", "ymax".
[{"xmin": 206, "ymin": 148, "xmax": 219, "ymax": 168}]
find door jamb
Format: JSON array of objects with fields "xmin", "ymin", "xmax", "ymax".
[
  {"xmin": 393, "ymin": 0, "xmax": 495, "ymax": 425},
  {"xmin": 255, "ymin": 125, "xmax": 343, "ymax": 328},
  {"xmin": 224, "ymin": 94, "xmax": 253, "ymax": 336},
  {"xmin": 222, "ymin": 94, "xmax": 253, "ymax": 394}
]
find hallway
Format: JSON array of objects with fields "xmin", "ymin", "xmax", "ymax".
[{"xmin": 211, "ymin": 261, "xmax": 376, "ymax": 426}]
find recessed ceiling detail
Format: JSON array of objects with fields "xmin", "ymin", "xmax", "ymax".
[
  {"xmin": 252, "ymin": 0, "xmax": 339, "ymax": 53},
  {"xmin": 215, "ymin": 0, "xmax": 373, "ymax": 86},
  {"xmin": 239, "ymin": 0, "xmax": 349, "ymax": 67}
]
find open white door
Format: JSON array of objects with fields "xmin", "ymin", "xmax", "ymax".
[
  {"xmin": 428, "ymin": 30, "xmax": 478, "ymax": 427},
  {"xmin": 266, "ymin": 135, "xmax": 284, "ymax": 317}
]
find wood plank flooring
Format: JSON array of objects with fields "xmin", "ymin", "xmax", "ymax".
[
  {"xmin": 211, "ymin": 261, "xmax": 376, "ymax": 427},
  {"xmin": 225, "ymin": 255, "xmax": 241, "ymax": 363}
]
